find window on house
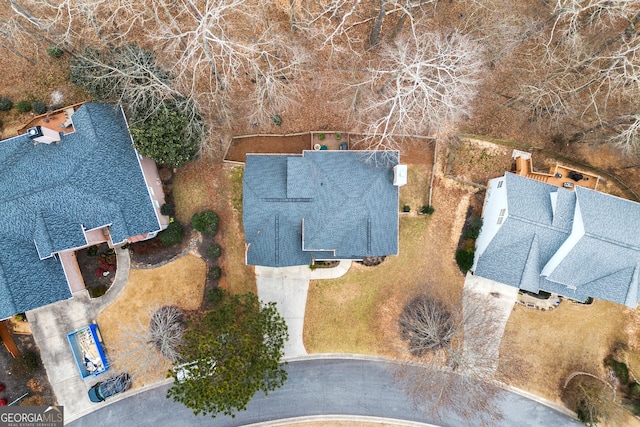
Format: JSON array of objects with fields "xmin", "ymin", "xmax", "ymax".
[
  {"xmin": 497, "ymin": 181, "xmax": 503, "ymax": 188},
  {"xmin": 148, "ymin": 186, "xmax": 155, "ymax": 195},
  {"xmin": 497, "ymin": 208, "xmax": 506, "ymax": 225},
  {"xmin": 153, "ymin": 199, "xmax": 160, "ymax": 208}
]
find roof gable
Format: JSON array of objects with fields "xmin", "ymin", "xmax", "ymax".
[
  {"xmin": 476, "ymin": 172, "xmax": 640, "ymax": 308},
  {"xmin": 0, "ymin": 103, "xmax": 160, "ymax": 318},
  {"xmin": 244, "ymin": 151, "xmax": 399, "ymax": 267}
]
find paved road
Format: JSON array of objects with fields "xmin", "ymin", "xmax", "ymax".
[{"xmin": 69, "ymin": 358, "xmax": 582, "ymax": 427}]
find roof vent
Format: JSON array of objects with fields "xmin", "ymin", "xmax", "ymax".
[
  {"xmin": 393, "ymin": 165, "xmax": 407, "ymax": 186},
  {"xmin": 27, "ymin": 126, "xmax": 61, "ymax": 145}
]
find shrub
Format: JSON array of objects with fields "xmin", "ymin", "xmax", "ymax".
[
  {"xmin": 465, "ymin": 216, "xmax": 483, "ymax": 239},
  {"xmin": 402, "ymin": 205, "xmax": 410, "ymax": 213},
  {"xmin": 420, "ymin": 205, "xmax": 435, "ymax": 215},
  {"xmin": 604, "ymin": 355, "xmax": 629, "ymax": 384},
  {"xmin": 208, "ymin": 266, "xmax": 222, "ymax": 280},
  {"xmin": 0, "ymin": 97, "xmax": 13, "ymax": 111},
  {"xmin": 317, "ymin": 133, "xmax": 325, "ymax": 140},
  {"xmin": 160, "ymin": 203, "xmax": 175, "ymax": 216},
  {"xmin": 15, "ymin": 100, "xmax": 32, "ymax": 113},
  {"xmin": 32, "ymin": 101, "xmax": 47, "ymax": 115},
  {"xmin": 130, "ymin": 103, "xmax": 200, "ymax": 168},
  {"xmin": 46, "ymin": 46, "xmax": 64, "ymax": 58},
  {"xmin": 270, "ymin": 114, "xmax": 282, "ymax": 126},
  {"xmin": 192, "ymin": 210, "xmax": 219, "ymax": 237},
  {"xmin": 159, "ymin": 221, "xmax": 183, "ymax": 247},
  {"xmin": 629, "ymin": 382, "xmax": 640, "ymax": 399},
  {"xmin": 88, "ymin": 285, "xmax": 108, "ymax": 298},
  {"xmin": 10, "ymin": 352, "xmax": 40, "ymax": 377},
  {"xmin": 455, "ymin": 249, "xmax": 474, "ymax": 273},
  {"xmin": 0, "ymin": 119, "xmax": 3, "ymax": 130},
  {"xmin": 87, "ymin": 246, "xmax": 99, "ymax": 257},
  {"xmin": 206, "ymin": 244, "xmax": 222, "ymax": 259}
]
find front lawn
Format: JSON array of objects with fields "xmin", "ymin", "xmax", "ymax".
[
  {"xmin": 304, "ymin": 173, "xmax": 471, "ymax": 355},
  {"xmin": 96, "ymin": 255, "xmax": 207, "ymax": 387}
]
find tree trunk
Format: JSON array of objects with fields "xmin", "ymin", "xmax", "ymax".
[{"xmin": 369, "ymin": 0, "xmax": 386, "ymax": 49}]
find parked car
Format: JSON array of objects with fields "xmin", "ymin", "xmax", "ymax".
[{"xmin": 88, "ymin": 373, "xmax": 131, "ymax": 402}]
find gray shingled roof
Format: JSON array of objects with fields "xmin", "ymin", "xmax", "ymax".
[
  {"xmin": 0, "ymin": 103, "xmax": 161, "ymax": 319},
  {"xmin": 474, "ymin": 172, "xmax": 640, "ymax": 308},
  {"xmin": 243, "ymin": 151, "xmax": 399, "ymax": 267}
]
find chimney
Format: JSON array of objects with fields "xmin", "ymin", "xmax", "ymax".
[{"xmin": 27, "ymin": 126, "xmax": 61, "ymax": 145}]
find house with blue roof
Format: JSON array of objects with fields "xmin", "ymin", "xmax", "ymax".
[
  {"xmin": 243, "ymin": 151, "xmax": 402, "ymax": 267},
  {"xmin": 473, "ymin": 171, "xmax": 640, "ymax": 308},
  {"xmin": 0, "ymin": 103, "xmax": 168, "ymax": 319}
]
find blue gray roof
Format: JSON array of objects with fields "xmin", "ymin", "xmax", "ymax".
[
  {"xmin": 243, "ymin": 151, "xmax": 400, "ymax": 267},
  {"xmin": 474, "ymin": 172, "xmax": 640, "ymax": 308},
  {"xmin": 0, "ymin": 103, "xmax": 161, "ymax": 319}
]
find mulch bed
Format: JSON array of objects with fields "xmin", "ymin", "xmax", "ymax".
[
  {"xmin": 0, "ymin": 331, "xmax": 56, "ymax": 406},
  {"xmin": 128, "ymin": 231, "xmax": 190, "ymax": 267},
  {"xmin": 76, "ymin": 243, "xmax": 116, "ymax": 297},
  {"xmin": 224, "ymin": 134, "xmax": 312, "ymax": 162}
]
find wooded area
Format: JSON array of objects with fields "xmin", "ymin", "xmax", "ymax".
[{"xmin": 1, "ymin": 0, "xmax": 639, "ymax": 160}]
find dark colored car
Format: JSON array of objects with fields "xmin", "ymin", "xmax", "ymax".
[{"xmin": 88, "ymin": 373, "xmax": 131, "ymax": 402}]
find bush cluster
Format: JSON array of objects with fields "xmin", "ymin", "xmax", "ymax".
[
  {"xmin": 160, "ymin": 203, "xmax": 175, "ymax": 216},
  {"xmin": 208, "ymin": 266, "xmax": 222, "ymax": 280},
  {"xmin": 33, "ymin": 101, "xmax": 47, "ymax": 115},
  {"xmin": 206, "ymin": 244, "xmax": 222, "ymax": 259},
  {"xmin": 0, "ymin": 97, "xmax": 13, "ymax": 111},
  {"xmin": 455, "ymin": 249, "xmax": 474, "ymax": 273},
  {"xmin": 192, "ymin": 210, "xmax": 219, "ymax": 237},
  {"xmin": 46, "ymin": 46, "xmax": 64, "ymax": 58},
  {"xmin": 159, "ymin": 221, "xmax": 183, "ymax": 247},
  {"xmin": 15, "ymin": 100, "xmax": 32, "ymax": 113}
]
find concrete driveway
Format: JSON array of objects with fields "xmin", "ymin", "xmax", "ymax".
[
  {"xmin": 256, "ymin": 261, "xmax": 351, "ymax": 358},
  {"xmin": 463, "ymin": 273, "xmax": 519, "ymax": 372},
  {"xmin": 26, "ymin": 246, "xmax": 130, "ymax": 421}
]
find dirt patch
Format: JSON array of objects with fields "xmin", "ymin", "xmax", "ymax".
[
  {"xmin": 224, "ymin": 134, "xmax": 312, "ymax": 163},
  {"xmin": 0, "ymin": 324, "xmax": 56, "ymax": 406}
]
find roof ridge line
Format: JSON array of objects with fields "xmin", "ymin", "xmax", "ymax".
[{"xmin": 583, "ymin": 231, "xmax": 640, "ymax": 252}]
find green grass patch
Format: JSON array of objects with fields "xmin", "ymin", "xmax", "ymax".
[
  {"xmin": 229, "ymin": 166, "xmax": 243, "ymax": 212},
  {"xmin": 399, "ymin": 165, "xmax": 430, "ymax": 212},
  {"xmin": 304, "ymin": 217, "xmax": 434, "ymax": 355}
]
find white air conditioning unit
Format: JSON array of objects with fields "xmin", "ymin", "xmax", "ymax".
[{"xmin": 393, "ymin": 165, "xmax": 407, "ymax": 186}]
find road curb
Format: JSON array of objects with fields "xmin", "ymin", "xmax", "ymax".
[{"xmin": 241, "ymin": 415, "xmax": 440, "ymax": 427}]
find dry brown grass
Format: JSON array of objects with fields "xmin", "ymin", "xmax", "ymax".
[
  {"xmin": 304, "ymin": 169, "xmax": 473, "ymax": 356},
  {"xmin": 399, "ymin": 164, "xmax": 431, "ymax": 212},
  {"xmin": 96, "ymin": 255, "xmax": 207, "ymax": 387},
  {"xmin": 173, "ymin": 160, "xmax": 255, "ymax": 295},
  {"xmin": 501, "ymin": 300, "xmax": 631, "ymax": 402}
]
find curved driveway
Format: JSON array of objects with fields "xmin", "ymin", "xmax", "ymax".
[{"xmin": 69, "ymin": 357, "xmax": 582, "ymax": 427}]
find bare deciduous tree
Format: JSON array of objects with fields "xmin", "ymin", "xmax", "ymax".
[
  {"xmin": 394, "ymin": 289, "xmax": 520, "ymax": 424},
  {"xmin": 353, "ymin": 30, "xmax": 485, "ymax": 151},
  {"xmin": 111, "ymin": 306, "xmax": 185, "ymax": 382}
]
